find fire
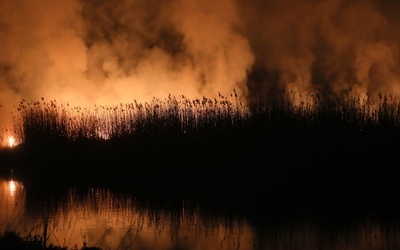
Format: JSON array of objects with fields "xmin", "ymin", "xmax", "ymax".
[
  {"xmin": 8, "ymin": 136, "xmax": 16, "ymax": 147},
  {"xmin": 96, "ymin": 129, "xmax": 111, "ymax": 140}
]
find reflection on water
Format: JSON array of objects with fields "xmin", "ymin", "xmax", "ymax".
[
  {"xmin": 0, "ymin": 178, "xmax": 253, "ymax": 249},
  {"xmin": 0, "ymin": 178, "xmax": 25, "ymax": 233},
  {"xmin": 1, "ymin": 177, "xmax": 400, "ymax": 249}
]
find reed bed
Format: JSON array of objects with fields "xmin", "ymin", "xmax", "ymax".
[
  {"xmin": 11, "ymin": 91, "xmax": 250, "ymax": 144},
  {"xmin": 3, "ymin": 89, "xmax": 400, "ymax": 228},
  {"xmin": 8, "ymin": 89, "xmax": 400, "ymax": 145},
  {"xmin": 248, "ymin": 90, "xmax": 400, "ymax": 132}
]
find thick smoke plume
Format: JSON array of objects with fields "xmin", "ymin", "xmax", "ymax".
[
  {"xmin": 1, "ymin": 0, "xmax": 400, "ymax": 132},
  {"xmin": 239, "ymin": 0, "xmax": 400, "ymax": 99}
]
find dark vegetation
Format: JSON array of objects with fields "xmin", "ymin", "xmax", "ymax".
[
  {"xmin": 1, "ymin": 89, "xmax": 400, "ymax": 212},
  {"xmin": 2, "ymin": 89, "xmax": 400, "ymax": 249},
  {"xmin": 0, "ymin": 231, "xmax": 101, "ymax": 250}
]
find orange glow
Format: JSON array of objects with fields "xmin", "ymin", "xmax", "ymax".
[
  {"xmin": 8, "ymin": 136, "xmax": 16, "ymax": 147},
  {"xmin": 0, "ymin": 130, "xmax": 20, "ymax": 149},
  {"xmin": 9, "ymin": 180, "xmax": 16, "ymax": 198},
  {"xmin": 96, "ymin": 130, "xmax": 110, "ymax": 140},
  {"xmin": 1, "ymin": 0, "xmax": 400, "ymax": 130}
]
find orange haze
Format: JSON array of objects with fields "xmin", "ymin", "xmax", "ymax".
[{"xmin": 1, "ymin": 0, "xmax": 400, "ymax": 133}]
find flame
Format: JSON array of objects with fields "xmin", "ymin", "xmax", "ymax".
[
  {"xmin": 0, "ymin": 133, "xmax": 19, "ymax": 148},
  {"xmin": 97, "ymin": 131, "xmax": 110, "ymax": 140},
  {"xmin": 8, "ymin": 136, "xmax": 16, "ymax": 148}
]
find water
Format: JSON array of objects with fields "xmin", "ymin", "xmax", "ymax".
[{"xmin": 1, "ymin": 177, "xmax": 400, "ymax": 250}]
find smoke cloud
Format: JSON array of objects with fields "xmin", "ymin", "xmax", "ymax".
[
  {"xmin": 239, "ymin": 0, "xmax": 400, "ymax": 98},
  {"xmin": 1, "ymin": 0, "xmax": 400, "ymax": 130}
]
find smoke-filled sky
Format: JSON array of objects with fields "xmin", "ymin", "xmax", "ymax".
[{"xmin": 1, "ymin": 0, "xmax": 400, "ymax": 128}]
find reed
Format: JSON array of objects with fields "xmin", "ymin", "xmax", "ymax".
[
  {"xmin": 11, "ymin": 91, "xmax": 250, "ymax": 144},
  {"xmin": 6, "ymin": 89, "xmax": 400, "ymax": 147},
  {"xmin": 248, "ymin": 90, "xmax": 400, "ymax": 132}
]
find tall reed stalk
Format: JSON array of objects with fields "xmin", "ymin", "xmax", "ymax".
[{"xmin": 10, "ymin": 90, "xmax": 400, "ymax": 145}]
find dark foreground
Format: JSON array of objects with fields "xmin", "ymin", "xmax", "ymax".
[
  {"xmin": 1, "ymin": 130, "xmax": 400, "ymax": 249},
  {"xmin": 1, "ymin": 129, "xmax": 399, "ymax": 212}
]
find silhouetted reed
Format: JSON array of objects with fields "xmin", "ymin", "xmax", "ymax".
[
  {"xmin": 248, "ymin": 89, "xmax": 400, "ymax": 133},
  {"xmin": 9, "ymin": 89, "xmax": 400, "ymax": 146},
  {"xmin": 12, "ymin": 91, "xmax": 250, "ymax": 144}
]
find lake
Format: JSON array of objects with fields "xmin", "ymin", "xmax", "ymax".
[{"xmin": 1, "ymin": 175, "xmax": 400, "ymax": 250}]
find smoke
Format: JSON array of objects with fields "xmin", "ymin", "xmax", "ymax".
[
  {"xmin": 0, "ymin": 0, "xmax": 90, "ymax": 127},
  {"xmin": 1, "ymin": 0, "xmax": 400, "ymax": 130},
  {"xmin": 80, "ymin": 0, "xmax": 254, "ymax": 103},
  {"xmin": 240, "ymin": 0, "xmax": 400, "ymax": 98}
]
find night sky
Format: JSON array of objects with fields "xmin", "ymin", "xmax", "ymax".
[{"xmin": 1, "ymin": 0, "xmax": 400, "ymax": 128}]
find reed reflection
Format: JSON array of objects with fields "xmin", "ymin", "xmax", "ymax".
[
  {"xmin": 53, "ymin": 188, "xmax": 253, "ymax": 249},
  {"xmin": 1, "ymin": 182, "xmax": 253, "ymax": 249},
  {"xmin": 1, "ymin": 177, "xmax": 400, "ymax": 249}
]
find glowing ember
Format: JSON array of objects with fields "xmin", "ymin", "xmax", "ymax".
[
  {"xmin": 97, "ymin": 131, "xmax": 110, "ymax": 140},
  {"xmin": 8, "ymin": 136, "xmax": 16, "ymax": 147}
]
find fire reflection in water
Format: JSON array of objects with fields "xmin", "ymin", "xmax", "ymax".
[
  {"xmin": 0, "ymin": 178, "xmax": 25, "ymax": 233},
  {"xmin": 8, "ymin": 180, "xmax": 16, "ymax": 198},
  {"xmin": 0, "ymin": 179, "xmax": 24, "ymax": 204},
  {"xmin": 1, "ymin": 177, "xmax": 400, "ymax": 249},
  {"xmin": 0, "ymin": 181, "xmax": 253, "ymax": 249}
]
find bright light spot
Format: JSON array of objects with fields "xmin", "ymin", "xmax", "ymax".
[
  {"xmin": 8, "ymin": 136, "xmax": 16, "ymax": 147},
  {"xmin": 9, "ymin": 180, "xmax": 16, "ymax": 197},
  {"xmin": 96, "ymin": 130, "xmax": 110, "ymax": 140}
]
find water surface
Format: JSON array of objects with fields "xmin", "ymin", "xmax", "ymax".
[{"xmin": 1, "ymin": 177, "xmax": 400, "ymax": 249}]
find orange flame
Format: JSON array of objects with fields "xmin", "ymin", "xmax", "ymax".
[{"xmin": 8, "ymin": 136, "xmax": 16, "ymax": 147}]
